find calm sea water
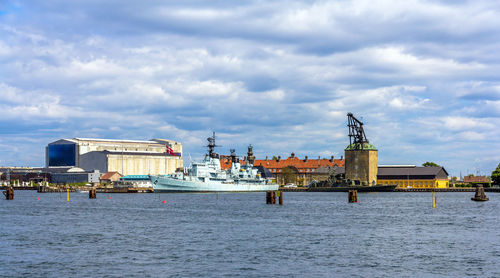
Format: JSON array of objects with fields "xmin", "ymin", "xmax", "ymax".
[{"xmin": 1, "ymin": 191, "xmax": 499, "ymax": 277}]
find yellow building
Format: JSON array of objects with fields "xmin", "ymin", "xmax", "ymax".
[{"xmin": 377, "ymin": 165, "xmax": 449, "ymax": 188}]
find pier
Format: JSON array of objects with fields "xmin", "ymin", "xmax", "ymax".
[
  {"xmin": 31, "ymin": 186, "xmax": 154, "ymax": 193},
  {"xmin": 395, "ymin": 187, "xmax": 500, "ymax": 193},
  {"xmin": 2, "ymin": 185, "xmax": 498, "ymax": 194}
]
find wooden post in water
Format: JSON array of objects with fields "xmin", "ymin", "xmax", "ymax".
[
  {"xmin": 3, "ymin": 187, "xmax": 14, "ymax": 200},
  {"xmin": 348, "ymin": 190, "xmax": 358, "ymax": 203},
  {"xmin": 471, "ymin": 185, "xmax": 489, "ymax": 202},
  {"xmin": 67, "ymin": 188, "xmax": 70, "ymax": 202},
  {"xmin": 89, "ymin": 188, "xmax": 97, "ymax": 199},
  {"xmin": 267, "ymin": 191, "xmax": 282, "ymax": 205}
]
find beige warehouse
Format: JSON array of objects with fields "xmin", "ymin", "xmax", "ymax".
[{"xmin": 46, "ymin": 138, "xmax": 183, "ymax": 176}]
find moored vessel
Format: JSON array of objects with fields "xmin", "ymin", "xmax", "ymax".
[{"xmin": 149, "ymin": 133, "xmax": 278, "ymax": 193}]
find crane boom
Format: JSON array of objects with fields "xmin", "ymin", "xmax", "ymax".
[{"xmin": 347, "ymin": 113, "xmax": 369, "ymax": 149}]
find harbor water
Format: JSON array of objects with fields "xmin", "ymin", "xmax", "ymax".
[{"xmin": 2, "ymin": 191, "xmax": 499, "ymax": 277}]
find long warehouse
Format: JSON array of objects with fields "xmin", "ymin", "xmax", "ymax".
[{"xmin": 46, "ymin": 138, "xmax": 183, "ymax": 176}]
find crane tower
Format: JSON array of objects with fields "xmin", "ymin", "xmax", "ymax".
[{"xmin": 345, "ymin": 113, "xmax": 378, "ymax": 186}]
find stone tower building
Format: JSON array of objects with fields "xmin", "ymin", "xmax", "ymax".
[
  {"xmin": 344, "ymin": 113, "xmax": 378, "ymax": 186},
  {"xmin": 345, "ymin": 143, "xmax": 378, "ymax": 186}
]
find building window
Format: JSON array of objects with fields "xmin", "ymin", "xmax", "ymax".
[{"xmin": 48, "ymin": 144, "xmax": 76, "ymax": 166}]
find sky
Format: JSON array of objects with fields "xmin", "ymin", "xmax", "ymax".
[{"xmin": 0, "ymin": 0, "xmax": 499, "ymax": 177}]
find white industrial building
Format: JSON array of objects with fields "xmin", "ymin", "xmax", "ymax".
[{"xmin": 46, "ymin": 138, "xmax": 183, "ymax": 176}]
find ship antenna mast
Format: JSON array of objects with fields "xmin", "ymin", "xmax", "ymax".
[
  {"xmin": 207, "ymin": 132, "xmax": 220, "ymax": 158},
  {"xmin": 230, "ymin": 149, "xmax": 239, "ymax": 163},
  {"xmin": 347, "ymin": 113, "xmax": 369, "ymax": 150}
]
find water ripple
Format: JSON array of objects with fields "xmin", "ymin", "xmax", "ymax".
[{"xmin": 1, "ymin": 191, "xmax": 499, "ymax": 277}]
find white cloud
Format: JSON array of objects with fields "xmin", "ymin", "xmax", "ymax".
[
  {"xmin": 1, "ymin": 0, "xmax": 500, "ymax": 175},
  {"xmin": 442, "ymin": 116, "xmax": 494, "ymax": 131}
]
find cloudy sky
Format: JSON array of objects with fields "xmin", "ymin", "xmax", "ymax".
[{"xmin": 1, "ymin": 0, "xmax": 499, "ymax": 176}]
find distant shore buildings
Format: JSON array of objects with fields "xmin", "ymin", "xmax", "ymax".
[
  {"xmin": 220, "ymin": 153, "xmax": 345, "ymax": 185},
  {"xmin": 46, "ymin": 138, "xmax": 183, "ymax": 176},
  {"xmin": 378, "ymin": 165, "xmax": 449, "ymax": 188},
  {"xmin": 0, "ymin": 130, "xmax": 453, "ymax": 189},
  {"xmin": 0, "ymin": 137, "xmax": 183, "ymax": 185}
]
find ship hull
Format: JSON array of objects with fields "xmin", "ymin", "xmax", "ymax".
[{"xmin": 150, "ymin": 175, "xmax": 278, "ymax": 193}]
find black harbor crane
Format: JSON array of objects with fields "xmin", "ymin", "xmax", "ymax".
[{"xmin": 347, "ymin": 113, "xmax": 369, "ymax": 150}]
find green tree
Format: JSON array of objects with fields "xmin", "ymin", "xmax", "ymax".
[
  {"xmin": 281, "ymin": 166, "xmax": 297, "ymax": 185},
  {"xmin": 422, "ymin": 162, "xmax": 440, "ymax": 167},
  {"xmin": 492, "ymin": 163, "xmax": 500, "ymax": 185}
]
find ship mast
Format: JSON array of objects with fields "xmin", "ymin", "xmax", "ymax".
[
  {"xmin": 207, "ymin": 132, "xmax": 220, "ymax": 158},
  {"xmin": 230, "ymin": 149, "xmax": 239, "ymax": 163}
]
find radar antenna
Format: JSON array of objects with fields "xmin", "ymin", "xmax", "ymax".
[
  {"xmin": 230, "ymin": 149, "xmax": 239, "ymax": 163},
  {"xmin": 207, "ymin": 132, "xmax": 220, "ymax": 158},
  {"xmin": 347, "ymin": 113, "xmax": 369, "ymax": 150}
]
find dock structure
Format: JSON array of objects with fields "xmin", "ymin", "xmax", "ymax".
[{"xmin": 34, "ymin": 186, "xmax": 154, "ymax": 193}]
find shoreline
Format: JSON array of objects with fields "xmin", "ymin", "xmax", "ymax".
[{"xmin": 2, "ymin": 186, "xmax": 499, "ymax": 193}]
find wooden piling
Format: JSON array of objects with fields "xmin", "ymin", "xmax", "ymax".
[
  {"xmin": 471, "ymin": 185, "xmax": 489, "ymax": 202},
  {"xmin": 89, "ymin": 188, "xmax": 97, "ymax": 199},
  {"xmin": 348, "ymin": 190, "xmax": 358, "ymax": 203},
  {"xmin": 3, "ymin": 187, "xmax": 14, "ymax": 200},
  {"xmin": 267, "ymin": 191, "xmax": 283, "ymax": 205}
]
